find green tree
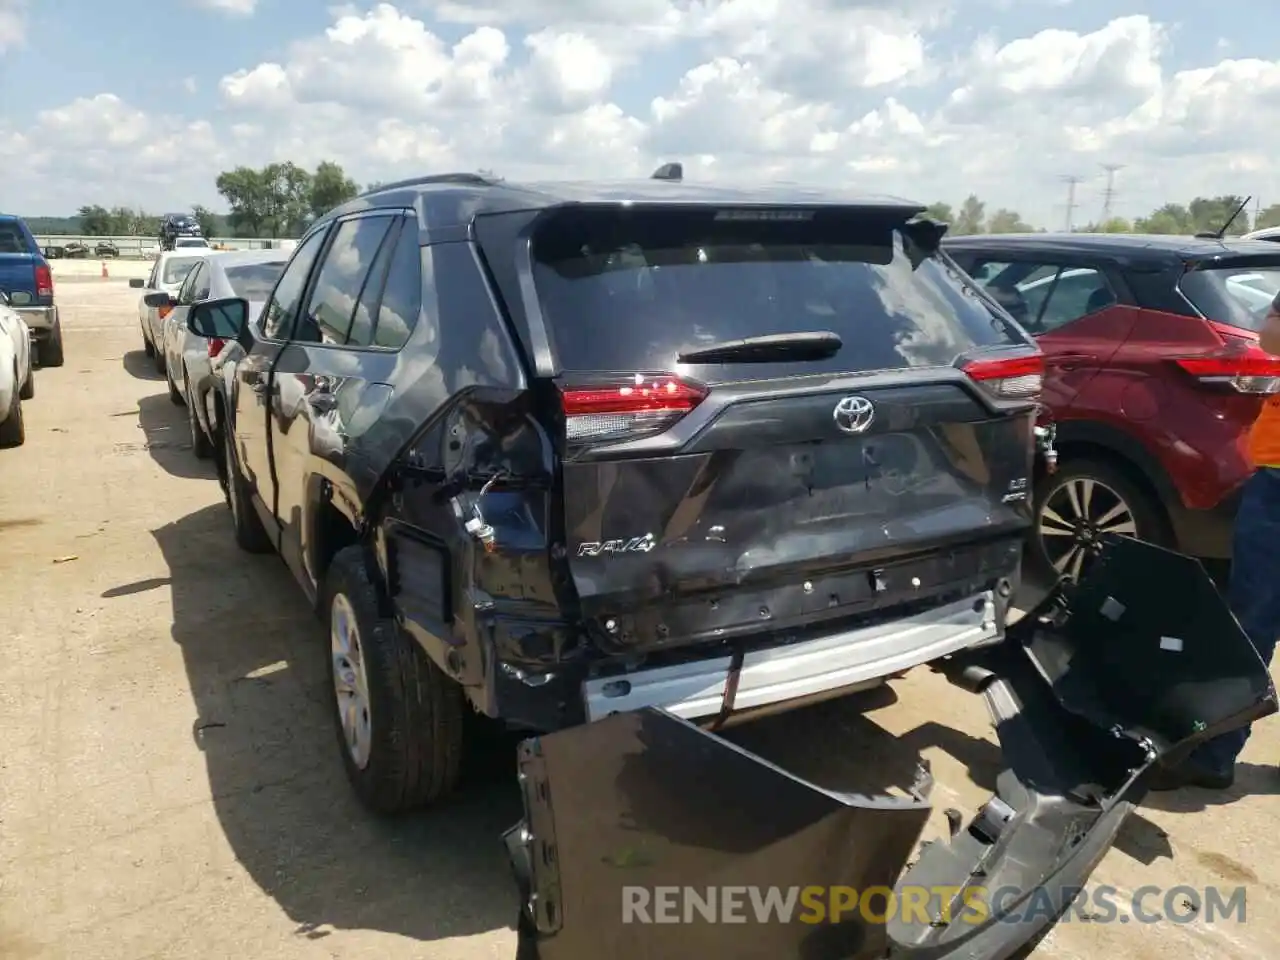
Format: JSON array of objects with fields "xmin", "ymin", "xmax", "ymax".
[
  {"xmin": 923, "ymin": 202, "xmax": 953, "ymax": 224},
  {"xmin": 78, "ymin": 205, "xmax": 113, "ymax": 235},
  {"xmin": 986, "ymin": 209, "xmax": 1034, "ymax": 233},
  {"xmin": 216, "ymin": 166, "xmax": 271, "ymax": 236},
  {"xmin": 1134, "ymin": 203, "xmax": 1193, "ymax": 235},
  {"xmin": 309, "ymin": 161, "xmax": 359, "ymax": 219},
  {"xmin": 191, "ymin": 204, "xmax": 218, "ymax": 238},
  {"xmin": 1255, "ymin": 204, "xmax": 1280, "ymax": 231},
  {"xmin": 1189, "ymin": 195, "xmax": 1249, "ymax": 235},
  {"xmin": 953, "ymin": 194, "xmax": 986, "ymax": 235}
]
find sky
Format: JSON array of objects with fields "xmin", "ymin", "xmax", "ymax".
[{"xmin": 1, "ymin": 0, "xmax": 1277, "ymax": 228}]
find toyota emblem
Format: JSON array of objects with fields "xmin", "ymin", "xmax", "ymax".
[{"xmin": 833, "ymin": 395, "xmax": 875, "ymax": 434}]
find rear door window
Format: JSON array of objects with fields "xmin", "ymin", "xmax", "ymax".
[
  {"xmin": 295, "ymin": 215, "xmax": 396, "ymax": 345},
  {"xmin": 529, "ymin": 208, "xmax": 1021, "ymax": 382},
  {"xmin": 370, "ymin": 220, "xmax": 422, "ymax": 349},
  {"xmin": 970, "ymin": 260, "xmax": 1116, "ymax": 333}
]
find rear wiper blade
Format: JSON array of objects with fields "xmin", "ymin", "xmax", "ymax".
[{"xmin": 677, "ymin": 331, "xmax": 842, "ymax": 364}]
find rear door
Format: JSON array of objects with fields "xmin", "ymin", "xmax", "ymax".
[
  {"xmin": 960, "ymin": 255, "xmax": 1135, "ymax": 411},
  {"xmin": 516, "ymin": 205, "xmax": 1042, "ymax": 656},
  {"xmin": 267, "ymin": 210, "xmax": 408, "ymax": 595}
]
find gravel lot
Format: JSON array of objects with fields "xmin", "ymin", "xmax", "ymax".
[{"xmin": 2, "ymin": 279, "xmax": 1278, "ymax": 960}]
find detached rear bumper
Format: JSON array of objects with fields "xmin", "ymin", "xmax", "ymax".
[
  {"xmin": 505, "ymin": 537, "xmax": 1276, "ymax": 960},
  {"xmin": 14, "ymin": 305, "xmax": 56, "ymax": 333}
]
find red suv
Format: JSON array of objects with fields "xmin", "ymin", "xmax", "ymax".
[{"xmin": 945, "ymin": 233, "xmax": 1280, "ymax": 580}]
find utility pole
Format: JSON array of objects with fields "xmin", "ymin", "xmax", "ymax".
[
  {"xmin": 1100, "ymin": 164, "xmax": 1124, "ymax": 222},
  {"xmin": 1061, "ymin": 175, "xmax": 1084, "ymax": 232}
]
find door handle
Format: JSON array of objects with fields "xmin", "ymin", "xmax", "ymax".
[{"xmin": 1051, "ymin": 353, "xmax": 1097, "ymax": 371}]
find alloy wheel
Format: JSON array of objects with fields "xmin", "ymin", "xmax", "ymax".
[
  {"xmin": 1037, "ymin": 476, "xmax": 1138, "ymax": 582},
  {"xmin": 331, "ymin": 593, "xmax": 372, "ymax": 769}
]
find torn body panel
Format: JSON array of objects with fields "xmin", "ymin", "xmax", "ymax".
[{"xmin": 505, "ymin": 536, "xmax": 1276, "ymax": 960}]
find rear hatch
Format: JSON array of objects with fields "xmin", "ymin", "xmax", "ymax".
[
  {"xmin": 1175, "ymin": 255, "xmax": 1280, "ymax": 397},
  {"xmin": 505, "ymin": 535, "xmax": 1277, "ymax": 960},
  {"xmin": 0, "ymin": 219, "xmax": 51, "ymax": 308},
  {"xmin": 522, "ymin": 204, "xmax": 1042, "ymax": 657}
]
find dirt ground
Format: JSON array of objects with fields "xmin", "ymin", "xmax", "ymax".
[{"xmin": 1, "ymin": 279, "xmax": 1278, "ymax": 960}]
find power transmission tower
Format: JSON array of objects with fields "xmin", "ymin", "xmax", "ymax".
[
  {"xmin": 1100, "ymin": 164, "xmax": 1124, "ymax": 222},
  {"xmin": 1061, "ymin": 175, "xmax": 1084, "ymax": 232}
]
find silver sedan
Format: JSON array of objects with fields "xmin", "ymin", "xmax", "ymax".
[{"xmin": 158, "ymin": 249, "xmax": 288, "ymax": 458}]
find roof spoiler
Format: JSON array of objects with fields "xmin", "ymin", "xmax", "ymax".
[{"xmin": 650, "ymin": 162, "xmax": 683, "ymax": 182}]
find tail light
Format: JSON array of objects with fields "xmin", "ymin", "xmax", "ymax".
[
  {"xmin": 207, "ymin": 337, "xmax": 226, "ymax": 358},
  {"xmin": 34, "ymin": 263, "xmax": 53, "ymax": 300},
  {"xmin": 558, "ymin": 373, "xmax": 708, "ymax": 445},
  {"xmin": 158, "ymin": 304, "xmax": 173, "ymax": 320},
  {"xmin": 1173, "ymin": 345, "xmax": 1280, "ymax": 395},
  {"xmin": 961, "ymin": 353, "xmax": 1044, "ymax": 400}
]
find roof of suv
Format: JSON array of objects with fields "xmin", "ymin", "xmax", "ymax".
[
  {"xmin": 945, "ymin": 231, "xmax": 1280, "ymax": 266},
  {"xmin": 321, "ymin": 172, "xmax": 927, "ymax": 231}
]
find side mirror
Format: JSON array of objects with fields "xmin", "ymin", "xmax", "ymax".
[
  {"xmin": 129, "ymin": 278, "xmax": 145, "ymax": 289},
  {"xmin": 143, "ymin": 291, "xmax": 171, "ymax": 308},
  {"xmin": 188, "ymin": 297, "xmax": 249, "ymax": 342}
]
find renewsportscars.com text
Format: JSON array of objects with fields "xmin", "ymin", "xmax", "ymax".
[{"xmin": 621, "ymin": 884, "xmax": 1247, "ymax": 926}]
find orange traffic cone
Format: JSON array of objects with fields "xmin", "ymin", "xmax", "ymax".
[{"xmin": 100, "ymin": 260, "xmax": 108, "ymax": 279}]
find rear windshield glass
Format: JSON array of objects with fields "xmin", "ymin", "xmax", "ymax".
[
  {"xmin": 1180, "ymin": 265, "xmax": 1280, "ymax": 332},
  {"xmin": 163, "ymin": 257, "xmax": 200, "ymax": 285},
  {"xmin": 0, "ymin": 223, "xmax": 28, "ymax": 254},
  {"xmin": 225, "ymin": 262, "xmax": 285, "ymax": 301},
  {"xmin": 530, "ymin": 208, "xmax": 1018, "ymax": 380}
]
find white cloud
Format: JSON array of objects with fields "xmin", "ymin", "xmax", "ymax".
[
  {"xmin": 191, "ymin": 0, "xmax": 257, "ymax": 14},
  {"xmin": 6, "ymin": 5, "xmax": 1280, "ymax": 228},
  {"xmin": 0, "ymin": 0, "xmax": 26, "ymax": 51}
]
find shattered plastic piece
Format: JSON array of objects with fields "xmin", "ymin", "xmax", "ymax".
[
  {"xmin": 1159, "ymin": 636, "xmax": 1184, "ymax": 653},
  {"xmin": 1099, "ymin": 596, "xmax": 1125, "ymax": 621}
]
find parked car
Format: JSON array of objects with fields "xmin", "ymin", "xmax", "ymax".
[
  {"xmin": 173, "ymin": 236, "xmax": 211, "ymax": 251},
  {"xmin": 945, "ymin": 232, "xmax": 1280, "ymax": 581},
  {"xmin": 1243, "ymin": 225, "xmax": 1280, "ymax": 242},
  {"xmin": 187, "ymin": 172, "xmax": 1041, "ymax": 813},
  {"xmin": 0, "ymin": 214, "xmax": 63, "ymax": 367},
  {"xmin": 63, "ymin": 240, "xmax": 89, "ymax": 259},
  {"xmin": 183, "ymin": 175, "xmax": 1279, "ymax": 960},
  {"xmin": 0, "ymin": 290, "xmax": 34, "ymax": 447},
  {"xmin": 158, "ymin": 213, "xmax": 202, "ymax": 251},
  {"xmin": 129, "ymin": 250, "xmax": 203, "ymax": 366},
  {"xmin": 153, "ymin": 249, "xmax": 288, "ymax": 456},
  {"xmin": 94, "ymin": 240, "xmax": 119, "ymax": 258}
]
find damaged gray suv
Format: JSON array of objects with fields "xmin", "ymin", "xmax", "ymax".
[{"xmin": 179, "ymin": 168, "xmax": 1276, "ymax": 960}]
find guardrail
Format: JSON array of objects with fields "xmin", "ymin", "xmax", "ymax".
[{"xmin": 33, "ymin": 235, "xmax": 295, "ymax": 259}]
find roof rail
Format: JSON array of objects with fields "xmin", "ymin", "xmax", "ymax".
[
  {"xmin": 651, "ymin": 162, "xmax": 683, "ymax": 181},
  {"xmin": 359, "ymin": 172, "xmax": 495, "ymax": 197}
]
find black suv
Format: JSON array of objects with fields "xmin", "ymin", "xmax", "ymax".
[
  {"xmin": 159, "ymin": 212, "xmax": 201, "ymax": 251},
  {"xmin": 180, "ymin": 173, "xmax": 1275, "ymax": 959}
]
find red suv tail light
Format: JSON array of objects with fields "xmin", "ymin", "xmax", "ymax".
[
  {"xmin": 558, "ymin": 373, "xmax": 708, "ymax": 445},
  {"xmin": 1173, "ymin": 345, "xmax": 1280, "ymax": 395},
  {"xmin": 34, "ymin": 263, "xmax": 53, "ymax": 299},
  {"xmin": 961, "ymin": 353, "xmax": 1044, "ymax": 401},
  {"xmin": 207, "ymin": 337, "xmax": 226, "ymax": 358}
]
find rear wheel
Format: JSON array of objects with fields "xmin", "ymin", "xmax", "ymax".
[
  {"xmin": 186, "ymin": 378, "xmax": 212, "ymax": 459},
  {"xmin": 0, "ymin": 375, "xmax": 25, "ymax": 448},
  {"xmin": 40, "ymin": 319, "xmax": 64, "ymax": 368},
  {"xmin": 19, "ymin": 366, "xmax": 33, "ymax": 400},
  {"xmin": 1032, "ymin": 458, "xmax": 1168, "ymax": 583},
  {"xmin": 143, "ymin": 330, "xmax": 155, "ymax": 358},
  {"xmin": 222, "ymin": 422, "xmax": 273, "ymax": 554},
  {"xmin": 325, "ymin": 546, "xmax": 464, "ymax": 814},
  {"xmin": 166, "ymin": 361, "xmax": 184, "ymax": 405}
]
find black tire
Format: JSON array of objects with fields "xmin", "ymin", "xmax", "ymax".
[
  {"xmin": 143, "ymin": 333, "xmax": 155, "ymax": 358},
  {"xmin": 186, "ymin": 379, "xmax": 212, "ymax": 459},
  {"xmin": 222, "ymin": 423, "xmax": 273, "ymax": 554},
  {"xmin": 166, "ymin": 362, "xmax": 184, "ymax": 405},
  {"xmin": 40, "ymin": 319, "xmax": 64, "ymax": 368},
  {"xmin": 1031, "ymin": 457, "xmax": 1169, "ymax": 583},
  {"xmin": 153, "ymin": 340, "xmax": 166, "ymax": 374},
  {"xmin": 0, "ymin": 374, "xmax": 25, "ymax": 447},
  {"xmin": 19, "ymin": 366, "xmax": 33, "ymax": 400},
  {"xmin": 324, "ymin": 545, "xmax": 465, "ymax": 814}
]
